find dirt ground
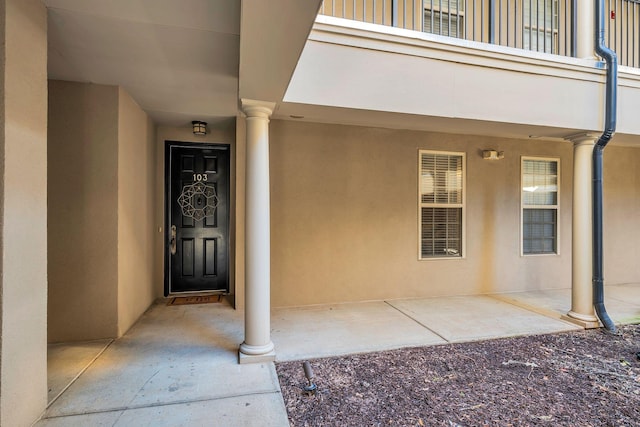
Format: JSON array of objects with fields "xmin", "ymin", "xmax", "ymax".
[{"xmin": 276, "ymin": 324, "xmax": 640, "ymax": 426}]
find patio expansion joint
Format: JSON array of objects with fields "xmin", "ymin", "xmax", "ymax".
[
  {"xmin": 383, "ymin": 300, "xmax": 450, "ymax": 343},
  {"xmin": 43, "ymin": 389, "xmax": 283, "ymax": 420},
  {"xmin": 47, "ymin": 339, "xmax": 115, "ymax": 409}
]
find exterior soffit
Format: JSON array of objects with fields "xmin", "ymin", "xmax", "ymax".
[
  {"xmin": 238, "ymin": 0, "xmax": 322, "ymax": 103},
  {"xmin": 278, "ymin": 16, "xmax": 640, "ymax": 143},
  {"xmin": 45, "ymin": 0, "xmax": 241, "ymax": 127}
]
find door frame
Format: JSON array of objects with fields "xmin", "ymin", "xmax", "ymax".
[{"xmin": 164, "ymin": 141, "xmax": 231, "ymax": 296}]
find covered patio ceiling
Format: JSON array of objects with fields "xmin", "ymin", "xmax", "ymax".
[
  {"xmin": 45, "ymin": 0, "xmax": 240, "ymax": 128},
  {"xmin": 44, "ymin": 0, "xmax": 322, "ymax": 128}
]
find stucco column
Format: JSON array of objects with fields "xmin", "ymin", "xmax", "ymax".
[
  {"xmin": 239, "ymin": 99, "xmax": 276, "ymax": 363},
  {"xmin": 564, "ymin": 133, "xmax": 599, "ymax": 328},
  {"xmin": 576, "ymin": 0, "xmax": 596, "ymax": 59},
  {"xmin": 0, "ymin": 1, "xmax": 48, "ymax": 426}
]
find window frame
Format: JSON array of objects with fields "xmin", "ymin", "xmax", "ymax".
[
  {"xmin": 520, "ymin": 156, "xmax": 561, "ymax": 257},
  {"xmin": 418, "ymin": 149, "xmax": 466, "ymax": 261},
  {"xmin": 523, "ymin": 0, "xmax": 560, "ymax": 54},
  {"xmin": 423, "ymin": 0, "xmax": 466, "ymax": 39}
]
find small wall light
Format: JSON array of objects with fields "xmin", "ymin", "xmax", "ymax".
[
  {"xmin": 482, "ymin": 150, "xmax": 504, "ymax": 160},
  {"xmin": 192, "ymin": 121, "xmax": 207, "ymax": 136}
]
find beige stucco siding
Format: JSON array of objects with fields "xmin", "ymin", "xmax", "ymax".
[
  {"xmin": 0, "ymin": 0, "xmax": 48, "ymax": 425},
  {"xmin": 48, "ymin": 81, "xmax": 120, "ymax": 342},
  {"xmin": 603, "ymin": 145, "xmax": 640, "ymax": 285},
  {"xmin": 270, "ymin": 120, "xmax": 574, "ymax": 307},
  {"xmin": 117, "ymin": 88, "xmax": 157, "ymax": 336},
  {"xmin": 49, "ymin": 81, "xmax": 158, "ymax": 341}
]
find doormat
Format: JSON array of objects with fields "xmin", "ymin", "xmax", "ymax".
[{"xmin": 168, "ymin": 294, "xmax": 222, "ymax": 306}]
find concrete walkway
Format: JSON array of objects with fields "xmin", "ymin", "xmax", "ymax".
[{"xmin": 39, "ymin": 284, "xmax": 640, "ymax": 426}]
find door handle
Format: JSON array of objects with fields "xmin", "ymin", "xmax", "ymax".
[{"xmin": 170, "ymin": 225, "xmax": 177, "ymax": 255}]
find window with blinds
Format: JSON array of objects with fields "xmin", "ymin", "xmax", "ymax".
[
  {"xmin": 423, "ymin": 0, "xmax": 465, "ymax": 38},
  {"xmin": 521, "ymin": 157, "xmax": 559, "ymax": 255},
  {"xmin": 523, "ymin": 0, "xmax": 560, "ymax": 54},
  {"xmin": 419, "ymin": 151, "xmax": 465, "ymax": 259}
]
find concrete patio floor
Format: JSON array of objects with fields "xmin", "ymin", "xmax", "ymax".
[{"xmin": 39, "ymin": 284, "xmax": 640, "ymax": 426}]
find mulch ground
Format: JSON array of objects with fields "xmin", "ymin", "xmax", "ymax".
[{"xmin": 276, "ymin": 324, "xmax": 640, "ymax": 426}]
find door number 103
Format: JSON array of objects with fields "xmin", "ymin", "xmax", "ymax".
[{"xmin": 193, "ymin": 173, "xmax": 208, "ymax": 182}]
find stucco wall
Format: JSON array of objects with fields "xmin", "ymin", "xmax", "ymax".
[
  {"xmin": 234, "ymin": 116, "xmax": 246, "ymax": 309},
  {"xmin": 155, "ymin": 124, "xmax": 237, "ymax": 301},
  {"xmin": 49, "ymin": 81, "xmax": 157, "ymax": 341},
  {"xmin": 117, "ymin": 88, "xmax": 157, "ymax": 336},
  {"xmin": 0, "ymin": 0, "xmax": 48, "ymax": 425},
  {"xmin": 48, "ymin": 81, "xmax": 119, "ymax": 341},
  {"xmin": 269, "ymin": 120, "xmax": 575, "ymax": 307},
  {"xmin": 603, "ymin": 145, "xmax": 640, "ymax": 285}
]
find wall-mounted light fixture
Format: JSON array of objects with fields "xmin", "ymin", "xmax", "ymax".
[
  {"xmin": 482, "ymin": 150, "xmax": 504, "ymax": 160},
  {"xmin": 192, "ymin": 120, "xmax": 207, "ymax": 136}
]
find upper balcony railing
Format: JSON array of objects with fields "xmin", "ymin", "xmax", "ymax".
[
  {"xmin": 319, "ymin": 0, "xmax": 640, "ymax": 67},
  {"xmin": 607, "ymin": 0, "xmax": 640, "ymax": 67}
]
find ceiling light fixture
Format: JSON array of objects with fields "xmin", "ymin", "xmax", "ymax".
[{"xmin": 192, "ymin": 121, "xmax": 207, "ymax": 136}]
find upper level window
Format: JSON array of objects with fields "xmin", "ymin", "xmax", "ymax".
[
  {"xmin": 424, "ymin": 0, "xmax": 465, "ymax": 38},
  {"xmin": 521, "ymin": 157, "xmax": 559, "ymax": 255},
  {"xmin": 419, "ymin": 150, "xmax": 465, "ymax": 259},
  {"xmin": 523, "ymin": 0, "xmax": 560, "ymax": 54}
]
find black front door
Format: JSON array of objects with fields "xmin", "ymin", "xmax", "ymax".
[{"xmin": 165, "ymin": 142, "xmax": 229, "ymax": 294}]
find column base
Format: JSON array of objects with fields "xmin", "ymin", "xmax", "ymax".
[
  {"xmin": 563, "ymin": 311, "xmax": 600, "ymax": 329},
  {"xmin": 238, "ymin": 341, "xmax": 276, "ymax": 364}
]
